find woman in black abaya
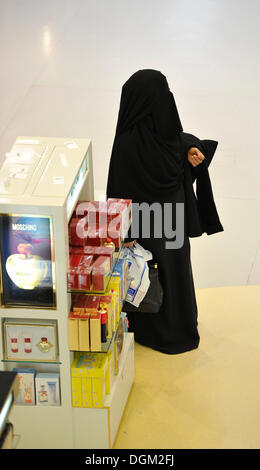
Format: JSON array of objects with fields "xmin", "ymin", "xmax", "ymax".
[{"xmin": 106, "ymin": 69, "xmax": 223, "ymax": 354}]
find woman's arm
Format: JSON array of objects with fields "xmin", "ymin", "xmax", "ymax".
[
  {"xmin": 179, "ymin": 132, "xmax": 206, "ymax": 182},
  {"xmin": 179, "ymin": 132, "xmax": 206, "ymax": 167}
]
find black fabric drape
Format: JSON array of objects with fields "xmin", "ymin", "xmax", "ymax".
[
  {"xmin": 107, "ymin": 69, "xmax": 185, "ymax": 204},
  {"xmin": 180, "ymin": 133, "xmax": 224, "ymax": 237},
  {"xmin": 106, "ymin": 69, "xmax": 223, "ymax": 354}
]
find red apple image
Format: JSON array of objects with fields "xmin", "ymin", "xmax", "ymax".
[
  {"xmin": 6, "ymin": 243, "xmax": 48, "ymax": 290},
  {"xmin": 17, "ymin": 243, "xmax": 33, "ymax": 256}
]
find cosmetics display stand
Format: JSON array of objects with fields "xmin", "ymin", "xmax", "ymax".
[{"xmin": 0, "ymin": 136, "xmax": 135, "ymax": 449}]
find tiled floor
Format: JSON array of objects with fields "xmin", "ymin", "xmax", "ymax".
[{"xmin": 114, "ymin": 285, "xmax": 260, "ymax": 449}]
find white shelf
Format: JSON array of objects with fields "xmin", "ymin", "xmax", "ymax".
[
  {"xmin": 9, "ymin": 403, "xmax": 74, "ymax": 449},
  {"xmin": 104, "ymin": 332, "xmax": 133, "ymax": 407},
  {"xmin": 0, "ymin": 309, "xmax": 62, "ymax": 321},
  {"xmin": 72, "ymin": 333, "xmax": 134, "ymax": 449}
]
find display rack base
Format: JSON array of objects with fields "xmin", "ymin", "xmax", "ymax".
[
  {"xmin": 7, "ymin": 333, "xmax": 134, "ymax": 449},
  {"xmin": 72, "ymin": 332, "xmax": 134, "ymax": 449},
  {"xmin": 8, "ymin": 403, "xmax": 74, "ymax": 449}
]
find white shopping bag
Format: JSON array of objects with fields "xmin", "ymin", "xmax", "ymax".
[{"xmin": 120, "ymin": 243, "xmax": 152, "ymax": 307}]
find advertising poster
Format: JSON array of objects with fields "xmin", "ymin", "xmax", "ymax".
[{"xmin": 0, "ymin": 214, "xmax": 56, "ymax": 308}]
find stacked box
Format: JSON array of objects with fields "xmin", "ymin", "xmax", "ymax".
[
  {"xmin": 81, "ymin": 377, "xmax": 92, "ymax": 407},
  {"xmin": 71, "ymin": 353, "xmax": 110, "ymax": 408},
  {"xmin": 13, "ymin": 368, "xmax": 36, "ymax": 405},
  {"xmin": 71, "ymin": 375, "xmax": 82, "ymax": 407},
  {"xmin": 78, "ymin": 313, "xmax": 90, "ymax": 351},
  {"xmin": 107, "ymin": 198, "xmax": 132, "ymax": 233},
  {"xmin": 70, "ymin": 246, "xmax": 113, "ymax": 269},
  {"xmin": 68, "ymin": 295, "xmax": 104, "ymax": 352},
  {"xmin": 107, "ymin": 277, "xmax": 121, "ymax": 323},
  {"xmin": 68, "ymin": 312, "xmax": 79, "ymax": 350},
  {"xmin": 69, "ymin": 199, "xmax": 132, "ymax": 251},
  {"xmin": 89, "ymin": 313, "xmax": 101, "ymax": 352},
  {"xmin": 35, "ymin": 373, "xmax": 60, "ymax": 406},
  {"xmin": 91, "ymin": 256, "xmax": 111, "ymax": 291},
  {"xmin": 107, "ymin": 198, "xmax": 132, "ymax": 239},
  {"xmin": 112, "ymin": 258, "xmax": 129, "ymax": 300}
]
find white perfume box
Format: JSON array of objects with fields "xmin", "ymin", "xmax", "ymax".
[{"xmin": 35, "ymin": 373, "xmax": 60, "ymax": 406}]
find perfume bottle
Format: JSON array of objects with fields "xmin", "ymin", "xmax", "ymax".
[
  {"xmin": 104, "ymin": 238, "xmax": 115, "ymax": 253},
  {"xmin": 24, "ymin": 385, "xmax": 32, "ymax": 404},
  {"xmin": 37, "ymin": 337, "xmax": 53, "ymax": 353},
  {"xmin": 99, "ymin": 306, "xmax": 107, "ymax": 343},
  {"xmin": 24, "ymin": 335, "xmax": 32, "ymax": 354},
  {"xmin": 39, "ymin": 384, "xmax": 48, "ymax": 403},
  {"xmin": 10, "ymin": 333, "xmax": 19, "ymax": 353}
]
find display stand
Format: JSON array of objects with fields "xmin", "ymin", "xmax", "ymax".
[{"xmin": 0, "ymin": 136, "xmax": 135, "ymax": 449}]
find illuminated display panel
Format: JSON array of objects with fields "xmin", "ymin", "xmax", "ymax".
[
  {"xmin": 0, "ymin": 214, "xmax": 56, "ymax": 309},
  {"xmin": 66, "ymin": 152, "xmax": 89, "ymax": 219}
]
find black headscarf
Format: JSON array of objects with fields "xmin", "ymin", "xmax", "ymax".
[
  {"xmin": 106, "ymin": 69, "xmax": 224, "ymax": 237},
  {"xmin": 106, "ymin": 69, "xmax": 185, "ymax": 203}
]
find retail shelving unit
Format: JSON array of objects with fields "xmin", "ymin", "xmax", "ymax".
[{"xmin": 0, "ymin": 136, "xmax": 135, "ymax": 448}]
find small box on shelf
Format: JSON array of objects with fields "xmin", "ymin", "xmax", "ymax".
[
  {"xmin": 67, "ymin": 197, "xmax": 132, "ymax": 295},
  {"xmin": 90, "ymin": 312, "xmax": 101, "ymax": 352},
  {"xmin": 68, "ymin": 313, "xmax": 79, "ymax": 351},
  {"xmin": 35, "ymin": 373, "xmax": 60, "ymax": 406},
  {"xmin": 78, "ymin": 313, "xmax": 90, "ymax": 351},
  {"xmin": 11, "ymin": 368, "xmax": 61, "ymax": 407},
  {"xmin": 68, "ymin": 293, "xmax": 117, "ymax": 354},
  {"xmin": 71, "ymin": 352, "xmax": 110, "ymax": 408},
  {"xmin": 3, "ymin": 319, "xmax": 58, "ymax": 363},
  {"xmin": 107, "ymin": 277, "xmax": 122, "ymax": 324},
  {"xmin": 13, "ymin": 368, "xmax": 36, "ymax": 405}
]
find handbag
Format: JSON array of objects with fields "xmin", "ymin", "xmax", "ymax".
[{"xmin": 123, "ymin": 261, "xmax": 163, "ymax": 313}]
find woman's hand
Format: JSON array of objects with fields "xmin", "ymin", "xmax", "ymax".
[
  {"xmin": 123, "ymin": 240, "xmax": 137, "ymax": 248},
  {"xmin": 188, "ymin": 147, "xmax": 205, "ymax": 167}
]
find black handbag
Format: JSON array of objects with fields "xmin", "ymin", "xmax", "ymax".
[{"xmin": 123, "ymin": 261, "xmax": 163, "ymax": 313}]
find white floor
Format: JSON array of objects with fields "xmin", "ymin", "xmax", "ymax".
[
  {"xmin": 0, "ymin": 0, "xmax": 260, "ymax": 289},
  {"xmin": 114, "ymin": 285, "xmax": 260, "ymax": 449}
]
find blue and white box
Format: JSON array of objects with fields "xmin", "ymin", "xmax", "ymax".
[{"xmin": 35, "ymin": 373, "xmax": 60, "ymax": 406}]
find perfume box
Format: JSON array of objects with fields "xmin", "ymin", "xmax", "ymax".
[
  {"xmin": 68, "ymin": 312, "xmax": 79, "ymax": 351},
  {"xmin": 78, "ymin": 313, "xmax": 90, "ymax": 351},
  {"xmin": 35, "ymin": 373, "xmax": 60, "ymax": 406},
  {"xmin": 90, "ymin": 313, "xmax": 101, "ymax": 352},
  {"xmin": 71, "ymin": 353, "xmax": 109, "ymax": 408},
  {"xmin": 12, "ymin": 368, "xmax": 36, "ymax": 405},
  {"xmin": 4, "ymin": 319, "xmax": 58, "ymax": 362}
]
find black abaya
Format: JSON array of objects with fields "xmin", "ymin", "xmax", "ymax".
[{"xmin": 106, "ymin": 69, "xmax": 223, "ymax": 354}]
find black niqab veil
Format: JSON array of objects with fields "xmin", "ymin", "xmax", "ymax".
[{"xmin": 107, "ymin": 69, "xmax": 185, "ymax": 203}]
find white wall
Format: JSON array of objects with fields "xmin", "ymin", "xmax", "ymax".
[{"xmin": 0, "ymin": 0, "xmax": 259, "ymax": 288}]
